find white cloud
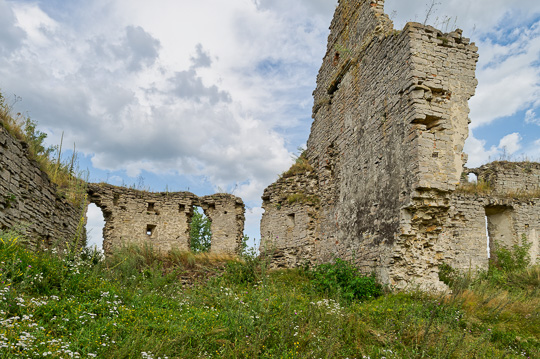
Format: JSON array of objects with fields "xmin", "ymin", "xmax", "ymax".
[
  {"xmin": 528, "ymin": 139, "xmax": 540, "ymax": 159},
  {"xmin": 385, "ymin": 0, "xmax": 540, "ymax": 35},
  {"xmin": 469, "ymin": 22, "xmax": 540, "ymax": 129},
  {"xmin": 0, "ymin": 0, "xmax": 26, "ymax": 54},
  {"xmin": 498, "ymin": 132, "xmax": 522, "ymax": 155},
  {"xmin": 464, "ymin": 132, "xmax": 499, "ymax": 168},
  {"xmin": 244, "ymin": 206, "xmax": 265, "ymax": 245},
  {"xmin": 525, "ymin": 109, "xmax": 540, "ymax": 125},
  {"xmin": 464, "ymin": 131, "xmax": 523, "ymax": 167},
  {"xmin": 1, "ymin": 0, "xmax": 333, "ymax": 204}
]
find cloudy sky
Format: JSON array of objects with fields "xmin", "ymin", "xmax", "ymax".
[{"xmin": 1, "ymin": 0, "xmax": 539, "ymax": 249}]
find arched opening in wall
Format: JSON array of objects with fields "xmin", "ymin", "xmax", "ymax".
[
  {"xmin": 468, "ymin": 173, "xmax": 478, "ymax": 183},
  {"xmin": 86, "ymin": 203, "xmax": 105, "ymax": 252},
  {"xmin": 485, "ymin": 206, "xmax": 514, "ymax": 260},
  {"xmin": 189, "ymin": 206, "xmax": 212, "ymax": 253}
]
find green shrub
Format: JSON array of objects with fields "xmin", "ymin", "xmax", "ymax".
[
  {"xmin": 438, "ymin": 262, "xmax": 457, "ymax": 286},
  {"xmin": 310, "ymin": 258, "xmax": 382, "ymax": 301},
  {"xmin": 493, "ymin": 234, "xmax": 531, "ymax": 273}
]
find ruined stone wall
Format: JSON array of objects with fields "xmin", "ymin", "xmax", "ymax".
[
  {"xmin": 87, "ymin": 183, "xmax": 245, "ymax": 255},
  {"xmin": 471, "ymin": 161, "xmax": 540, "ymax": 195},
  {"xmin": 261, "ymin": 0, "xmax": 480, "ymax": 290},
  {"xmin": 0, "ymin": 125, "xmax": 85, "ymax": 248},
  {"xmin": 440, "ymin": 162, "xmax": 540, "ymax": 270},
  {"xmin": 261, "ymin": 170, "xmax": 320, "ymax": 266},
  {"xmin": 438, "ymin": 193, "xmax": 540, "ymax": 271}
]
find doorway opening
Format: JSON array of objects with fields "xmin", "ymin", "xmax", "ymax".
[
  {"xmin": 485, "ymin": 206, "xmax": 513, "ymax": 260},
  {"xmin": 86, "ymin": 203, "xmax": 105, "ymax": 253},
  {"xmin": 189, "ymin": 206, "xmax": 212, "ymax": 253}
]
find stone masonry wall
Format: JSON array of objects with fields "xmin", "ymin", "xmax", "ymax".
[
  {"xmin": 438, "ymin": 192, "xmax": 540, "ymax": 271},
  {"xmin": 261, "ymin": 0, "xmax": 480, "ymax": 290},
  {"xmin": 87, "ymin": 183, "xmax": 245, "ymax": 255},
  {"xmin": 0, "ymin": 125, "xmax": 85, "ymax": 248},
  {"xmin": 470, "ymin": 161, "xmax": 540, "ymax": 195},
  {"xmin": 440, "ymin": 161, "xmax": 540, "ymax": 270},
  {"xmin": 261, "ymin": 170, "xmax": 320, "ymax": 266}
]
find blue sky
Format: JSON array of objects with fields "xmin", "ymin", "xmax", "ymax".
[{"xmin": 0, "ymin": 0, "xmax": 539, "ymax": 250}]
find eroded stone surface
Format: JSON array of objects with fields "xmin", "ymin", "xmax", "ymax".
[
  {"xmin": 261, "ymin": 0, "xmax": 539, "ymax": 291},
  {"xmin": 0, "ymin": 125, "xmax": 85, "ymax": 249},
  {"xmin": 87, "ymin": 183, "xmax": 245, "ymax": 255}
]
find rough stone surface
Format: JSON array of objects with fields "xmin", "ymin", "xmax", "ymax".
[
  {"xmin": 469, "ymin": 161, "xmax": 540, "ymax": 195},
  {"xmin": 87, "ymin": 183, "xmax": 245, "ymax": 255},
  {"xmin": 261, "ymin": 0, "xmax": 539, "ymax": 291},
  {"xmin": 0, "ymin": 125, "xmax": 85, "ymax": 249}
]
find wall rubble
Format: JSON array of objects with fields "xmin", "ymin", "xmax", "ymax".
[
  {"xmin": 87, "ymin": 183, "xmax": 245, "ymax": 255},
  {"xmin": 261, "ymin": 0, "xmax": 539, "ymax": 290},
  {"xmin": 0, "ymin": 125, "xmax": 85, "ymax": 248}
]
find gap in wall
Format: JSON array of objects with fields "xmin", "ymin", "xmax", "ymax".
[
  {"xmin": 86, "ymin": 203, "xmax": 105, "ymax": 252},
  {"xmin": 189, "ymin": 206, "xmax": 212, "ymax": 253}
]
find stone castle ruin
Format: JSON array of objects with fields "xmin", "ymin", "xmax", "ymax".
[
  {"xmin": 260, "ymin": 0, "xmax": 540, "ymax": 290},
  {"xmin": 1, "ymin": 0, "xmax": 539, "ymax": 291},
  {"xmin": 1, "ymin": 119, "xmax": 245, "ymax": 254},
  {"xmin": 87, "ymin": 183, "xmax": 245, "ymax": 255}
]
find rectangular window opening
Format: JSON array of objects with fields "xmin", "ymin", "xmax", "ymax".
[
  {"xmin": 287, "ymin": 213, "xmax": 296, "ymax": 227},
  {"xmin": 146, "ymin": 224, "xmax": 156, "ymax": 237}
]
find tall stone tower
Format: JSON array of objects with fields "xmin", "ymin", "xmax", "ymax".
[{"xmin": 261, "ymin": 0, "xmax": 480, "ymax": 290}]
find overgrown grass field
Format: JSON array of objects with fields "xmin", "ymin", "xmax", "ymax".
[{"xmin": 0, "ymin": 230, "xmax": 538, "ymax": 358}]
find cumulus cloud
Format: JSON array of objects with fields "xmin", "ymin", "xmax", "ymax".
[
  {"xmin": 1, "ymin": 0, "xmax": 538, "ymax": 247},
  {"xmin": 464, "ymin": 132, "xmax": 500, "ymax": 168},
  {"xmin": 469, "ymin": 22, "xmax": 540, "ymax": 129},
  {"xmin": 498, "ymin": 132, "xmax": 522, "ymax": 155},
  {"xmin": 0, "ymin": 0, "xmax": 339, "ymax": 209},
  {"xmin": 528, "ymin": 138, "xmax": 540, "ymax": 159},
  {"xmin": 385, "ymin": 0, "xmax": 540, "ymax": 35},
  {"xmin": 464, "ymin": 132, "xmax": 523, "ymax": 167},
  {"xmin": 86, "ymin": 203, "xmax": 105, "ymax": 250}
]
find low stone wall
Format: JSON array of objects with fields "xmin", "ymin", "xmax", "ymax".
[
  {"xmin": 438, "ymin": 192, "xmax": 539, "ymax": 270},
  {"xmin": 469, "ymin": 161, "xmax": 540, "ymax": 195},
  {"xmin": 0, "ymin": 125, "xmax": 85, "ymax": 248},
  {"xmin": 87, "ymin": 183, "xmax": 245, "ymax": 255}
]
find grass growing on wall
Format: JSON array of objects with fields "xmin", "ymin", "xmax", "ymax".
[
  {"xmin": 0, "ymin": 91, "xmax": 87, "ymax": 205},
  {"xmin": 280, "ymin": 151, "xmax": 313, "ymax": 179},
  {"xmin": 1, "ymin": 230, "xmax": 539, "ymax": 358}
]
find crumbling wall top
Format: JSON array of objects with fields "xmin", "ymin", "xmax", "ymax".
[
  {"xmin": 467, "ymin": 161, "xmax": 540, "ymax": 196},
  {"xmin": 87, "ymin": 183, "xmax": 245, "ymax": 255}
]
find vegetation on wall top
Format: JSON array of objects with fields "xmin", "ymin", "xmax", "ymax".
[{"xmin": 0, "ymin": 91, "xmax": 87, "ymax": 205}]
